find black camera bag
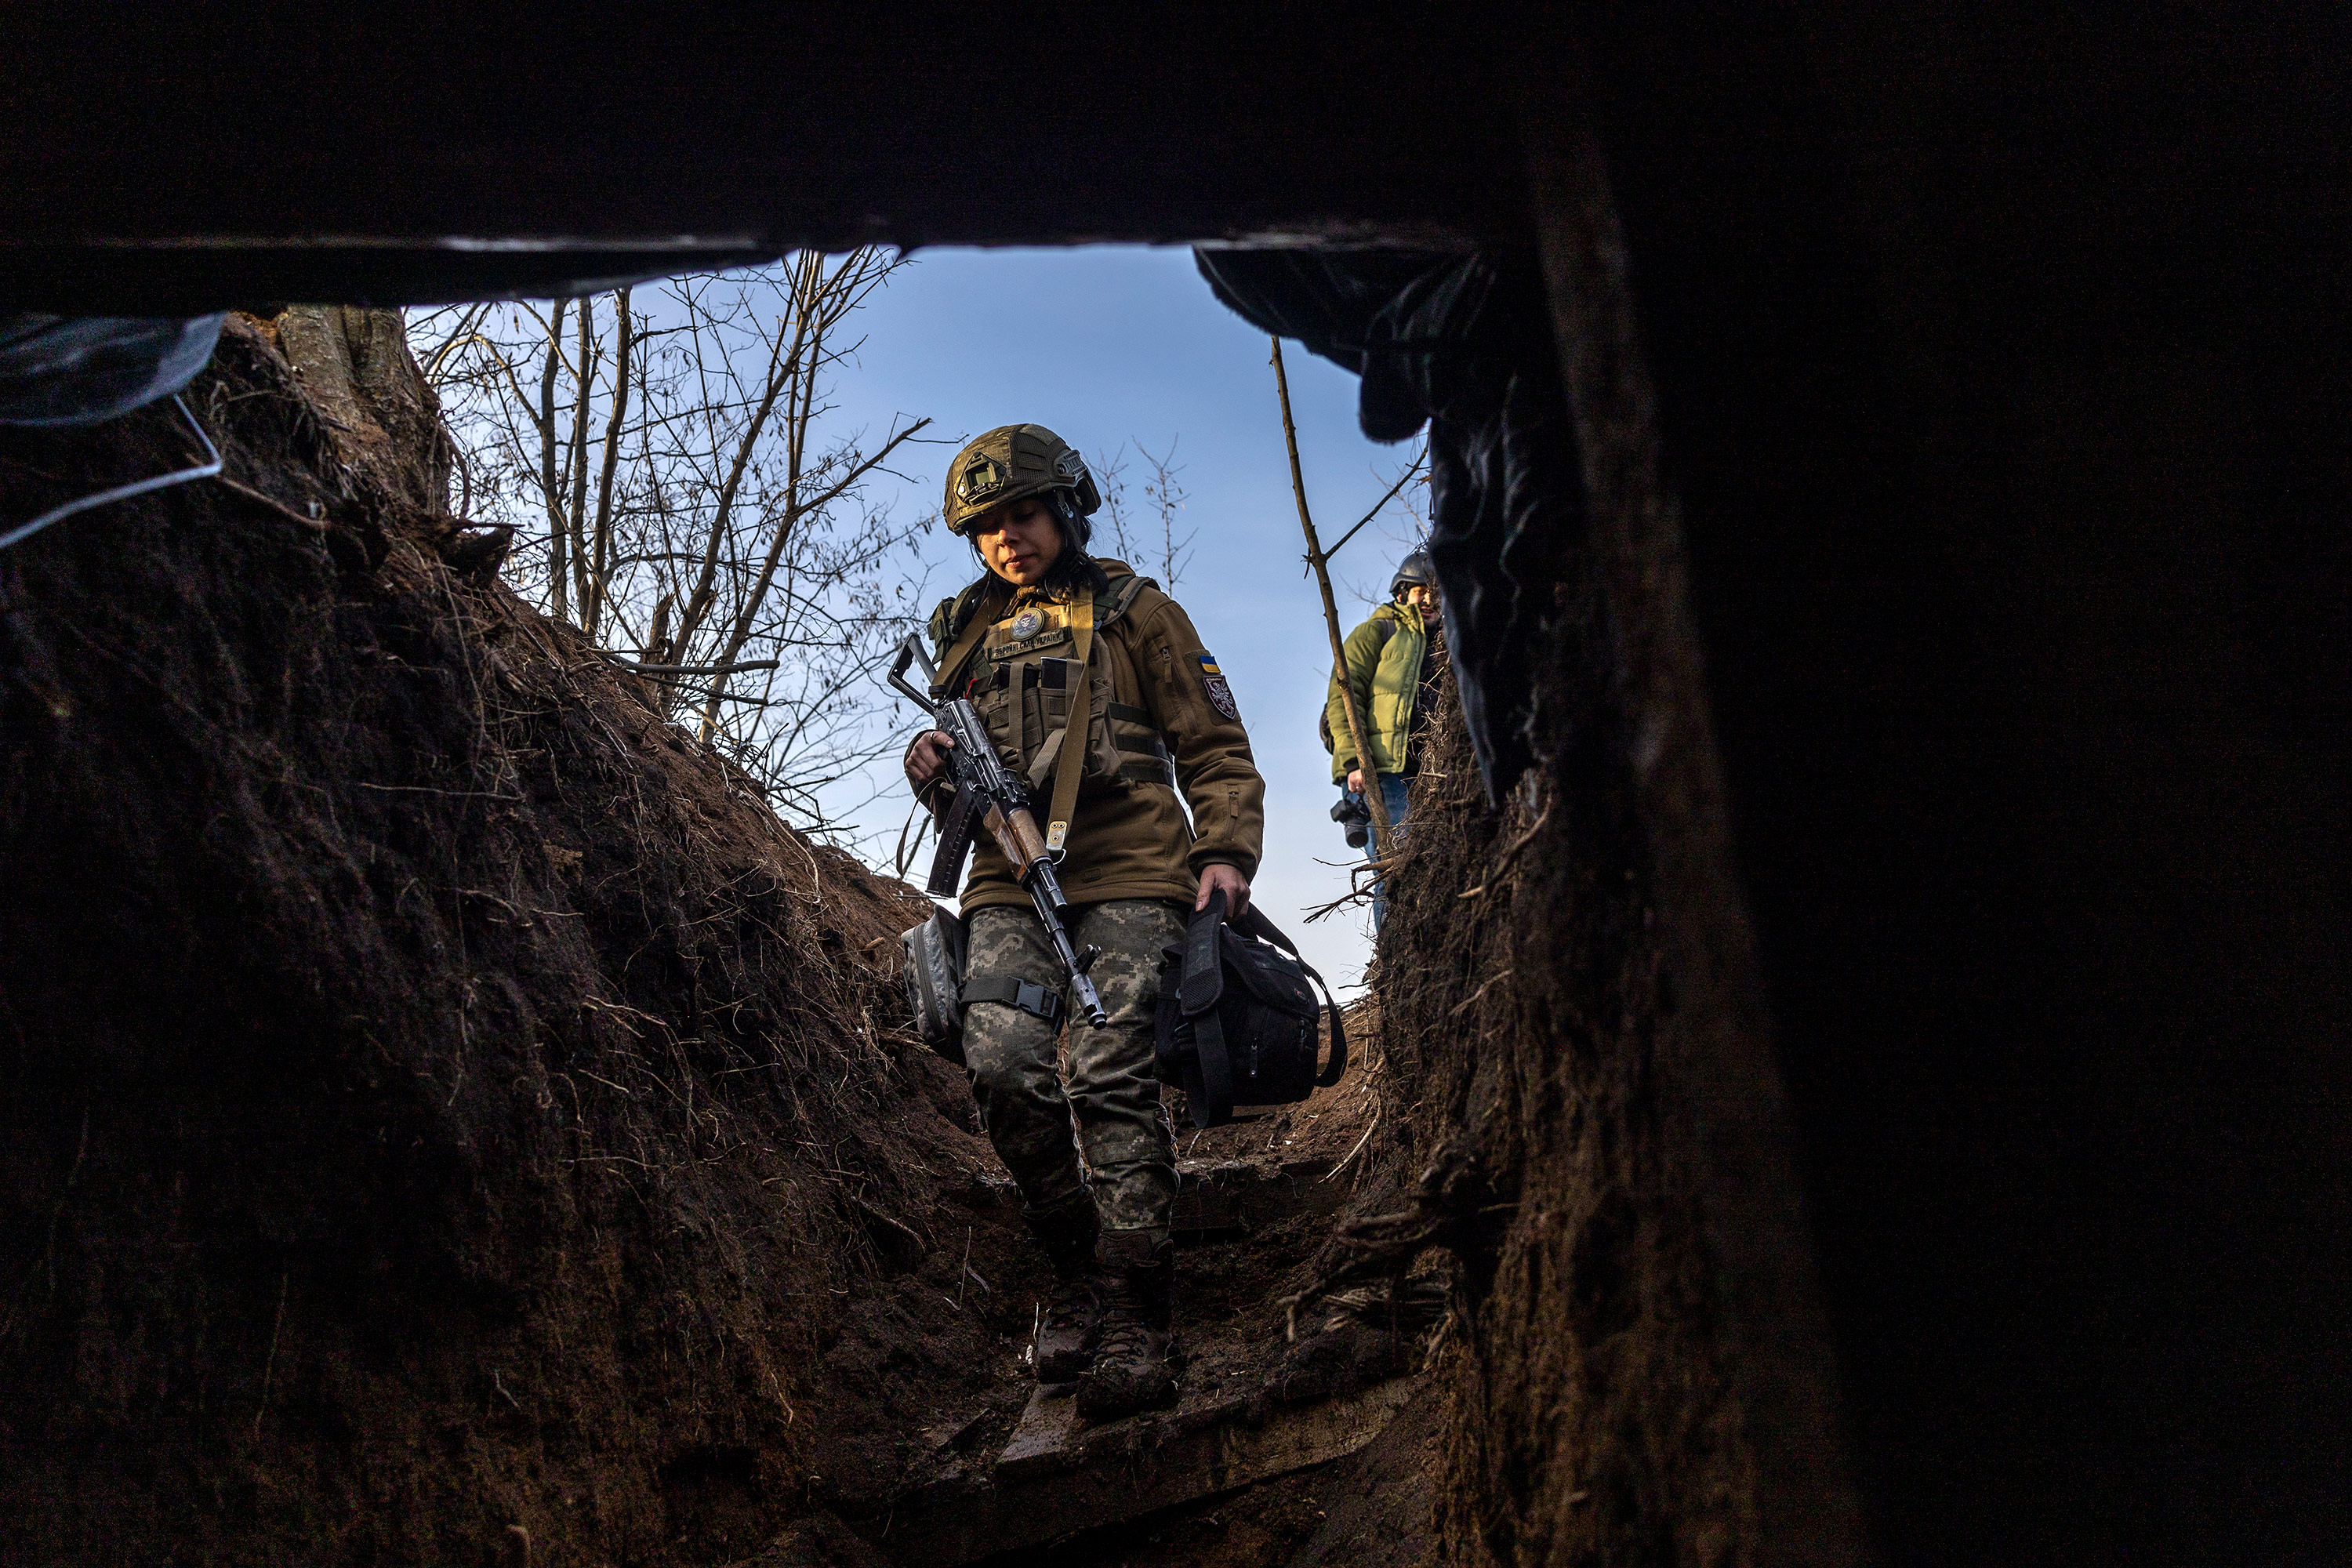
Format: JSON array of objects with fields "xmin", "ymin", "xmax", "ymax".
[{"xmin": 1154, "ymin": 889, "xmax": 1347, "ymax": 1127}]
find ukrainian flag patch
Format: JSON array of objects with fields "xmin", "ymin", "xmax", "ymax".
[{"xmin": 1196, "ymin": 652, "xmax": 1239, "ymax": 720}]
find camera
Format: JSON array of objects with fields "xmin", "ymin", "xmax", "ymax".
[{"xmin": 1330, "ymin": 793, "xmax": 1371, "ymax": 848}]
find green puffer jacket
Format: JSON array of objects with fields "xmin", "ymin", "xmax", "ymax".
[{"xmin": 1323, "ymin": 601, "xmax": 1429, "ymax": 782}]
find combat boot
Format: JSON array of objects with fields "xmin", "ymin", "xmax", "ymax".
[
  {"xmin": 1025, "ymin": 1197, "xmax": 1105, "ymax": 1383},
  {"xmin": 1075, "ymin": 1228, "xmax": 1177, "ymax": 1420}
]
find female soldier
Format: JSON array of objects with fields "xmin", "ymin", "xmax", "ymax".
[{"xmin": 904, "ymin": 424, "xmax": 1264, "ymax": 1419}]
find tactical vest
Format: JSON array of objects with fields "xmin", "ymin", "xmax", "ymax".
[{"xmin": 937, "ymin": 574, "xmax": 1176, "ymax": 822}]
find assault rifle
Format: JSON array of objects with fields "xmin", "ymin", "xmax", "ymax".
[{"xmin": 888, "ymin": 633, "xmax": 1109, "ymax": 1027}]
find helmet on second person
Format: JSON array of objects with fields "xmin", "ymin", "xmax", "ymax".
[
  {"xmin": 1389, "ymin": 549, "xmax": 1436, "ymax": 600},
  {"xmin": 942, "ymin": 423, "xmax": 1103, "ymax": 537}
]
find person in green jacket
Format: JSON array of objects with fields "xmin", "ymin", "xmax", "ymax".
[{"xmin": 1323, "ymin": 550, "xmax": 1443, "ymax": 928}]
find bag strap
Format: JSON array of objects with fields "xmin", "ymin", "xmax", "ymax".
[
  {"xmin": 1235, "ymin": 902, "xmax": 1298, "ymax": 956},
  {"xmin": 1174, "ymin": 888, "xmax": 1235, "ymax": 1126},
  {"xmin": 1098, "ymin": 571, "xmax": 1152, "ymax": 630},
  {"xmin": 1188, "ymin": 1002, "xmax": 1236, "ymax": 1127},
  {"xmin": 962, "ymin": 975, "xmax": 1065, "ymax": 1025},
  {"xmin": 1044, "ymin": 590, "xmax": 1094, "ymax": 855},
  {"xmin": 1305, "ymin": 959, "xmax": 1348, "ymax": 1088}
]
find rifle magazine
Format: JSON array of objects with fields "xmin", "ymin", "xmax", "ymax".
[{"xmin": 927, "ymin": 786, "xmax": 979, "ymax": 897}]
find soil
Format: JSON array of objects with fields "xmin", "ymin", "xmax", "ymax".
[
  {"xmin": 1019, "ymin": 1468, "xmax": 1350, "ymax": 1568},
  {"xmin": 1004, "ymin": 1343, "xmax": 1440, "ymax": 1568}
]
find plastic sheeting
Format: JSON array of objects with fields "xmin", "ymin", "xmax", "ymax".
[
  {"xmin": 0, "ymin": 314, "xmax": 225, "ymax": 427},
  {"xmin": 1196, "ymin": 249, "xmax": 1579, "ymax": 802}
]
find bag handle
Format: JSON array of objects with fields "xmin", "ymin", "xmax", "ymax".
[
  {"xmin": 1179, "ymin": 889, "xmax": 1227, "ymax": 1014},
  {"xmin": 1298, "ymin": 949, "xmax": 1348, "ymax": 1090}
]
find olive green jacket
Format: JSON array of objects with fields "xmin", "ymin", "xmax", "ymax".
[
  {"xmin": 921, "ymin": 561, "xmax": 1265, "ymax": 913},
  {"xmin": 1324, "ymin": 601, "xmax": 1429, "ymax": 782}
]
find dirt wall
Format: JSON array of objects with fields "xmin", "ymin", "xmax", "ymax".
[
  {"xmin": 0, "ymin": 314, "xmax": 1008, "ymax": 1564},
  {"xmin": 1316, "ymin": 630, "xmax": 1750, "ymax": 1568}
]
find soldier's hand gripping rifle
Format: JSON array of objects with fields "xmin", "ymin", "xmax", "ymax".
[{"xmin": 890, "ymin": 633, "xmax": 1109, "ymax": 1028}]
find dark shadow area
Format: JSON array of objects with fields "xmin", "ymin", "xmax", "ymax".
[
  {"xmin": 1577, "ymin": 6, "xmax": 2350, "ymax": 1560},
  {"xmin": 2, "ymin": 6, "xmax": 2346, "ymax": 1565}
]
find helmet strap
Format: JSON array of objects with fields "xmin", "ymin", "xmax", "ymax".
[{"xmin": 1045, "ymin": 489, "xmax": 1091, "ymax": 551}]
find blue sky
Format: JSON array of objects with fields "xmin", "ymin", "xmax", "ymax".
[{"xmin": 815, "ymin": 245, "xmax": 1428, "ymax": 993}]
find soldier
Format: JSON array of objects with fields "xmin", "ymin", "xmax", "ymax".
[
  {"xmin": 903, "ymin": 423, "xmax": 1265, "ymax": 1419},
  {"xmin": 1324, "ymin": 550, "xmax": 1443, "ymax": 928}
]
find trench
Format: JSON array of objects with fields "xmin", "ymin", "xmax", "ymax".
[
  {"xmin": 855, "ymin": 1064, "xmax": 1439, "ymax": 1568},
  {"xmin": 0, "ymin": 308, "xmax": 1459, "ymax": 1567}
]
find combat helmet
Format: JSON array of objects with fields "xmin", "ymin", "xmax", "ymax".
[
  {"xmin": 1389, "ymin": 548, "xmax": 1436, "ymax": 599},
  {"xmin": 942, "ymin": 423, "xmax": 1102, "ymax": 536}
]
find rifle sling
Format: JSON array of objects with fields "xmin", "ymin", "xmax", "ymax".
[
  {"xmin": 1044, "ymin": 592, "xmax": 1094, "ymax": 855},
  {"xmin": 936, "ymin": 572, "xmax": 1149, "ymax": 866}
]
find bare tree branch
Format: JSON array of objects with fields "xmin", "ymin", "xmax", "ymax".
[
  {"xmin": 539, "ymin": 296, "xmax": 569, "ymax": 623},
  {"xmin": 586, "ymin": 286, "xmax": 632, "ymax": 640},
  {"xmin": 412, "ymin": 252, "xmax": 935, "ymax": 826},
  {"xmin": 697, "ymin": 413, "xmax": 933, "ymax": 737}
]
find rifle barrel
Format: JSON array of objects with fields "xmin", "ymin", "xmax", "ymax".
[{"xmin": 1029, "ymin": 873, "xmax": 1109, "ymax": 1025}]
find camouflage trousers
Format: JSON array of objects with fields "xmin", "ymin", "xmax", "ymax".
[{"xmin": 961, "ymin": 899, "xmax": 1186, "ymax": 1234}]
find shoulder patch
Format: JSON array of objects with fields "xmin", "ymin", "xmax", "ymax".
[{"xmin": 1196, "ymin": 652, "xmax": 1240, "ymax": 721}]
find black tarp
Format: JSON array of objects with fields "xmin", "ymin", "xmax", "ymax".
[
  {"xmin": 1195, "ymin": 249, "xmax": 1580, "ymax": 802},
  {"xmin": 0, "ymin": 314, "xmax": 224, "ymax": 427}
]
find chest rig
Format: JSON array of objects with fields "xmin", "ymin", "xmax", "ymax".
[{"xmin": 937, "ymin": 575, "xmax": 1174, "ymax": 854}]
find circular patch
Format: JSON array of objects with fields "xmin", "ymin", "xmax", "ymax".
[{"xmin": 1009, "ymin": 609, "xmax": 1044, "ymax": 641}]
